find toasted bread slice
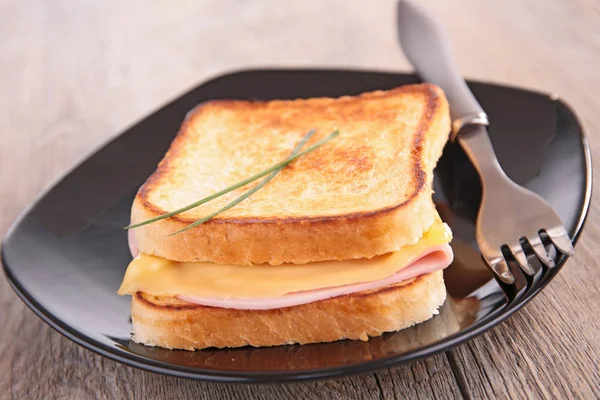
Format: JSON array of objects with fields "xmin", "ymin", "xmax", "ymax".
[
  {"xmin": 131, "ymin": 84, "xmax": 450, "ymax": 265},
  {"xmin": 131, "ymin": 271, "xmax": 447, "ymax": 350}
]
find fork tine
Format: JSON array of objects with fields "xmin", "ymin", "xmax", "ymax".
[
  {"xmin": 482, "ymin": 251, "xmax": 515, "ymax": 284},
  {"xmin": 545, "ymin": 226, "xmax": 575, "ymax": 256},
  {"xmin": 527, "ymin": 235, "xmax": 555, "ymax": 268},
  {"xmin": 509, "ymin": 243, "xmax": 536, "ymax": 275}
]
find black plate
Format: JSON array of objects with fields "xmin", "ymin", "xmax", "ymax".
[{"xmin": 1, "ymin": 69, "xmax": 592, "ymax": 383}]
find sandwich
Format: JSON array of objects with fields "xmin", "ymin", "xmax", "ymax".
[{"xmin": 118, "ymin": 84, "xmax": 453, "ymax": 350}]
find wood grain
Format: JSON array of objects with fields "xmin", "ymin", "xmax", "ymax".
[{"xmin": 1, "ymin": 0, "xmax": 599, "ymax": 398}]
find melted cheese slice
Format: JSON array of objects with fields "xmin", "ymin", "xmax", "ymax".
[{"xmin": 118, "ymin": 221, "xmax": 452, "ymax": 299}]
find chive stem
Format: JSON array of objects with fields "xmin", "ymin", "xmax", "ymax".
[{"xmin": 125, "ymin": 129, "xmax": 338, "ymax": 231}]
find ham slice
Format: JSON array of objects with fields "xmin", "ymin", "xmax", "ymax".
[
  {"xmin": 178, "ymin": 244, "xmax": 453, "ymax": 310},
  {"xmin": 128, "ymin": 229, "xmax": 138, "ymax": 258}
]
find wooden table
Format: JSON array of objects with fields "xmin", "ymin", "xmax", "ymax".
[{"xmin": 1, "ymin": 1, "xmax": 599, "ymax": 398}]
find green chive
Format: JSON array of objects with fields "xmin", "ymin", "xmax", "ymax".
[
  {"xmin": 125, "ymin": 129, "xmax": 338, "ymax": 231},
  {"xmin": 168, "ymin": 129, "xmax": 337, "ymax": 236}
]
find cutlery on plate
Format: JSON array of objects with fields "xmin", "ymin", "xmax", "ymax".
[{"xmin": 396, "ymin": 0, "xmax": 575, "ymax": 286}]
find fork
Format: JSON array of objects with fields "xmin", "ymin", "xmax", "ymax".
[{"xmin": 397, "ymin": 0, "xmax": 574, "ymax": 285}]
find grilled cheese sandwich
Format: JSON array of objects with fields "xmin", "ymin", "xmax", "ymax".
[{"xmin": 120, "ymin": 84, "xmax": 453, "ymax": 349}]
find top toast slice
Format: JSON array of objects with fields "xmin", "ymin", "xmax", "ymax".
[{"xmin": 131, "ymin": 84, "xmax": 450, "ymax": 265}]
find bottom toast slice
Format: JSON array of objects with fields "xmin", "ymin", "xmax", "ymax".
[{"xmin": 130, "ymin": 271, "xmax": 447, "ymax": 350}]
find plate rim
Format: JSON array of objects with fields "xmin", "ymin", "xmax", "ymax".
[{"xmin": 1, "ymin": 68, "xmax": 593, "ymax": 383}]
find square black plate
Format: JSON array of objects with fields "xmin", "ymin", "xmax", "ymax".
[{"xmin": 1, "ymin": 69, "xmax": 592, "ymax": 383}]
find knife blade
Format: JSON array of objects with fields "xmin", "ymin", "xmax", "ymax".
[{"xmin": 397, "ymin": 0, "xmax": 488, "ymax": 139}]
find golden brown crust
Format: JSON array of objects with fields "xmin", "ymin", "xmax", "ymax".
[
  {"xmin": 131, "ymin": 84, "xmax": 451, "ymax": 264},
  {"xmin": 139, "ymin": 85, "xmax": 441, "ymax": 224},
  {"xmin": 130, "ymin": 271, "xmax": 447, "ymax": 350}
]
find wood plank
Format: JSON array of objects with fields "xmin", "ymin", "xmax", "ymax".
[
  {"xmin": 1, "ymin": 0, "xmax": 599, "ymax": 398},
  {"xmin": 374, "ymin": 358, "xmax": 463, "ymax": 400}
]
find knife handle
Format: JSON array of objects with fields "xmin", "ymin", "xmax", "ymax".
[{"xmin": 397, "ymin": 0, "xmax": 488, "ymax": 139}]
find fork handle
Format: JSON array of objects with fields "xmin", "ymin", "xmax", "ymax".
[
  {"xmin": 457, "ymin": 125, "xmax": 507, "ymax": 181},
  {"xmin": 458, "ymin": 124, "xmax": 520, "ymax": 285},
  {"xmin": 397, "ymin": 0, "xmax": 489, "ymax": 139}
]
